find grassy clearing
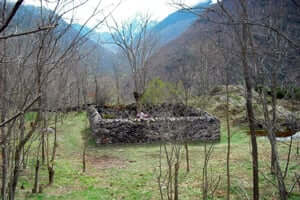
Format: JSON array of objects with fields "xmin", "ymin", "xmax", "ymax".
[{"xmin": 17, "ymin": 112, "xmax": 300, "ymax": 200}]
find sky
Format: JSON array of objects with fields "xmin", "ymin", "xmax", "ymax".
[{"xmin": 17, "ymin": 0, "xmax": 216, "ymax": 31}]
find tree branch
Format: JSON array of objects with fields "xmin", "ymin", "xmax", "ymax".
[
  {"xmin": 0, "ymin": 24, "xmax": 57, "ymax": 40},
  {"xmin": 0, "ymin": 95, "xmax": 41, "ymax": 128},
  {"xmin": 0, "ymin": 0, "xmax": 24, "ymax": 33}
]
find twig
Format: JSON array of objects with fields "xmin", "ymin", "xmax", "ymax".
[
  {"xmin": 0, "ymin": 24, "xmax": 57, "ymax": 40},
  {"xmin": 0, "ymin": 95, "xmax": 41, "ymax": 128},
  {"xmin": 0, "ymin": 0, "xmax": 24, "ymax": 33},
  {"xmin": 288, "ymin": 173, "xmax": 298, "ymax": 195},
  {"xmin": 283, "ymin": 137, "xmax": 293, "ymax": 179}
]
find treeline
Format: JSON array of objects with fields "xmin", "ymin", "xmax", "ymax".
[{"xmin": 0, "ymin": 1, "xmax": 114, "ymax": 199}]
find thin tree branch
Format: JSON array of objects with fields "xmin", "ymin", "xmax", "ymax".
[
  {"xmin": 0, "ymin": 0, "xmax": 24, "ymax": 33},
  {"xmin": 0, "ymin": 95, "xmax": 41, "ymax": 128},
  {"xmin": 291, "ymin": 0, "xmax": 300, "ymax": 7},
  {"xmin": 0, "ymin": 24, "xmax": 57, "ymax": 40}
]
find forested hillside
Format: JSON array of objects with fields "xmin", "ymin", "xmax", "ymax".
[
  {"xmin": 0, "ymin": 0, "xmax": 300, "ymax": 200},
  {"xmin": 149, "ymin": 0, "xmax": 300, "ymax": 94}
]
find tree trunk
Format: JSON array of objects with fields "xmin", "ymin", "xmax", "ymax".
[
  {"xmin": 225, "ymin": 83, "xmax": 231, "ymax": 200},
  {"xmin": 184, "ymin": 142, "xmax": 190, "ymax": 173},
  {"xmin": 174, "ymin": 162, "xmax": 179, "ymax": 200},
  {"xmin": 271, "ymin": 150, "xmax": 276, "ymax": 175},
  {"xmin": 41, "ymin": 134, "xmax": 45, "ymax": 165},
  {"xmin": 48, "ymin": 114, "xmax": 58, "ymax": 185},
  {"xmin": 1, "ymin": 144, "xmax": 8, "ymax": 200},
  {"xmin": 268, "ymin": 132, "xmax": 287, "ymax": 199},
  {"xmin": 203, "ymin": 143, "xmax": 208, "ymax": 200},
  {"xmin": 0, "ymin": 49, "xmax": 8, "ymax": 200},
  {"xmin": 32, "ymin": 159, "xmax": 40, "ymax": 193},
  {"xmin": 82, "ymin": 143, "xmax": 87, "ymax": 173},
  {"xmin": 241, "ymin": 21, "xmax": 259, "ymax": 200},
  {"xmin": 48, "ymin": 166, "xmax": 55, "ymax": 185},
  {"xmin": 94, "ymin": 76, "xmax": 98, "ymax": 104},
  {"xmin": 19, "ymin": 115, "xmax": 26, "ymax": 169},
  {"xmin": 268, "ymin": 53, "xmax": 287, "ymax": 199}
]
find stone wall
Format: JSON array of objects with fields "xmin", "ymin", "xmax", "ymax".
[
  {"xmin": 96, "ymin": 103, "xmax": 207, "ymax": 118},
  {"xmin": 87, "ymin": 104, "xmax": 220, "ymax": 145}
]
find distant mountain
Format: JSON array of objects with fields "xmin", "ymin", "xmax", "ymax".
[
  {"xmin": 148, "ymin": 0, "xmax": 300, "ymax": 85},
  {"xmin": 5, "ymin": 3, "xmax": 116, "ymax": 72},
  {"xmin": 94, "ymin": 1, "xmax": 212, "ymax": 51},
  {"xmin": 151, "ymin": 0, "xmax": 211, "ymax": 45}
]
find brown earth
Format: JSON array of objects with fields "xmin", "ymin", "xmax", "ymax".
[{"xmin": 86, "ymin": 154, "xmax": 126, "ymax": 169}]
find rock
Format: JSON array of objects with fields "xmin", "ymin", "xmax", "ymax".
[
  {"xmin": 41, "ymin": 127, "xmax": 55, "ymax": 134},
  {"xmin": 88, "ymin": 104, "xmax": 220, "ymax": 144},
  {"xmin": 87, "ymin": 106, "xmax": 102, "ymax": 129},
  {"xmin": 276, "ymin": 132, "xmax": 300, "ymax": 142}
]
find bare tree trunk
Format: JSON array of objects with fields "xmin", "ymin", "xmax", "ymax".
[
  {"xmin": 242, "ymin": 26, "xmax": 260, "ymax": 200},
  {"xmin": 270, "ymin": 68, "xmax": 277, "ymax": 175},
  {"xmin": 41, "ymin": 134, "xmax": 45, "ymax": 165},
  {"xmin": 271, "ymin": 149, "xmax": 276, "ymax": 174},
  {"xmin": 1, "ymin": 114, "xmax": 8, "ymax": 200},
  {"xmin": 48, "ymin": 114, "xmax": 58, "ymax": 185},
  {"xmin": 77, "ymin": 84, "xmax": 80, "ymax": 110},
  {"xmin": 94, "ymin": 76, "xmax": 98, "ymax": 104},
  {"xmin": 20, "ymin": 116, "xmax": 26, "ymax": 170},
  {"xmin": 1, "ymin": 144, "xmax": 8, "ymax": 200},
  {"xmin": 266, "ymin": 53, "xmax": 287, "ymax": 199},
  {"xmin": 268, "ymin": 134, "xmax": 287, "ymax": 199},
  {"xmin": 202, "ymin": 143, "xmax": 208, "ymax": 200},
  {"xmin": 174, "ymin": 162, "xmax": 179, "ymax": 200},
  {"xmin": 225, "ymin": 83, "xmax": 231, "ymax": 200},
  {"xmin": 184, "ymin": 142, "xmax": 190, "ymax": 173},
  {"xmin": 157, "ymin": 144, "xmax": 164, "ymax": 200},
  {"xmin": 283, "ymin": 138, "xmax": 292, "ymax": 179},
  {"xmin": 32, "ymin": 159, "xmax": 40, "ymax": 193},
  {"xmin": 0, "ymin": 40, "xmax": 8, "ymax": 200},
  {"xmin": 82, "ymin": 142, "xmax": 87, "ymax": 173},
  {"xmin": 48, "ymin": 166, "xmax": 54, "ymax": 185}
]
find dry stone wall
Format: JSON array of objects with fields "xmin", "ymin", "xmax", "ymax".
[{"xmin": 87, "ymin": 104, "xmax": 220, "ymax": 145}]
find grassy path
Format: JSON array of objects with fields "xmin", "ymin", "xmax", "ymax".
[{"xmin": 17, "ymin": 113, "xmax": 300, "ymax": 200}]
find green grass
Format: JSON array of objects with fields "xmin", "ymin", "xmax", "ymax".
[
  {"xmin": 16, "ymin": 112, "xmax": 300, "ymax": 200},
  {"xmin": 25, "ymin": 112, "xmax": 38, "ymax": 122}
]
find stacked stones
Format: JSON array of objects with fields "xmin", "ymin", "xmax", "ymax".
[{"xmin": 87, "ymin": 104, "xmax": 220, "ymax": 145}]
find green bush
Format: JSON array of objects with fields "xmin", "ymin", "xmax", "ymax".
[
  {"xmin": 102, "ymin": 113, "xmax": 116, "ymax": 119},
  {"xmin": 256, "ymin": 85, "xmax": 300, "ymax": 101},
  {"xmin": 209, "ymin": 86, "xmax": 223, "ymax": 95},
  {"xmin": 141, "ymin": 78, "xmax": 183, "ymax": 105},
  {"xmin": 25, "ymin": 112, "xmax": 37, "ymax": 122},
  {"xmin": 275, "ymin": 88, "xmax": 285, "ymax": 99},
  {"xmin": 294, "ymin": 88, "xmax": 300, "ymax": 100}
]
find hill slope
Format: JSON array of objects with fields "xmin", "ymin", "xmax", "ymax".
[
  {"xmin": 148, "ymin": 0, "xmax": 300, "ymax": 86},
  {"xmin": 5, "ymin": 2, "xmax": 116, "ymax": 72}
]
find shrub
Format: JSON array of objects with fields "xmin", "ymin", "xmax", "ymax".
[
  {"xmin": 256, "ymin": 85, "xmax": 300, "ymax": 101},
  {"xmin": 209, "ymin": 86, "xmax": 223, "ymax": 96},
  {"xmin": 141, "ymin": 78, "xmax": 183, "ymax": 105},
  {"xmin": 102, "ymin": 113, "xmax": 116, "ymax": 119},
  {"xmin": 275, "ymin": 88, "xmax": 285, "ymax": 99},
  {"xmin": 95, "ymin": 85, "xmax": 112, "ymax": 106}
]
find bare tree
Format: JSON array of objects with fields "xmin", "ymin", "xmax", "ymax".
[
  {"xmin": 157, "ymin": 141, "xmax": 182, "ymax": 200},
  {"xmin": 108, "ymin": 14, "xmax": 158, "ymax": 110},
  {"xmin": 0, "ymin": 0, "xmax": 113, "ymax": 198},
  {"xmin": 202, "ymin": 143, "xmax": 220, "ymax": 200}
]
